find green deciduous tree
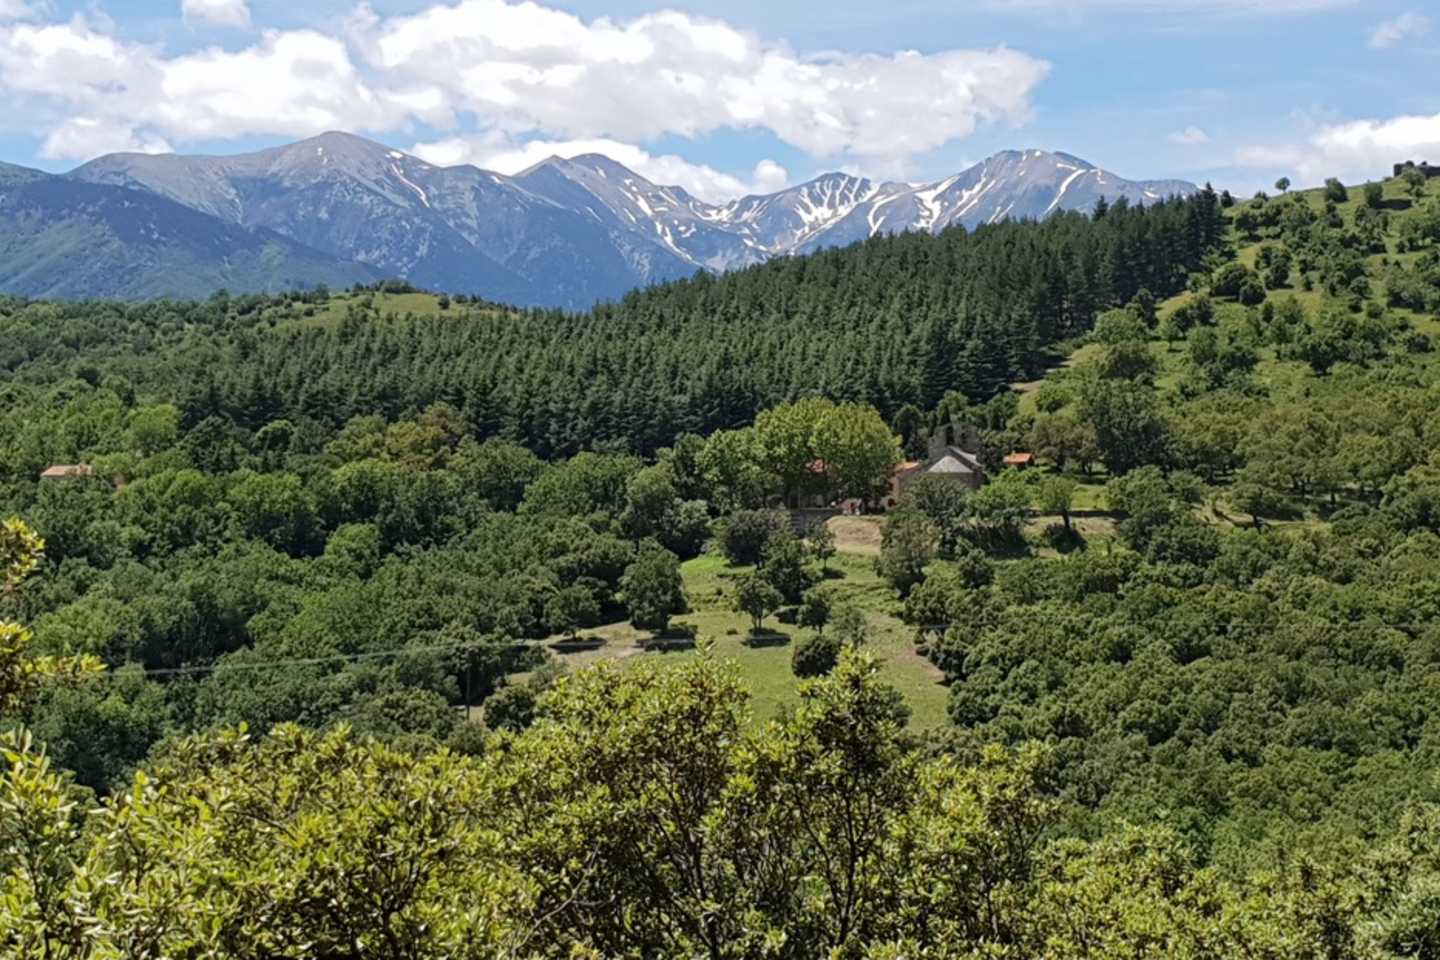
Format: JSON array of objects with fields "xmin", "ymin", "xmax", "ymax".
[
  {"xmin": 1, "ymin": 519, "xmax": 101, "ymax": 714},
  {"xmin": 902, "ymin": 475, "xmax": 971, "ymax": 558},
  {"xmin": 698, "ymin": 428, "xmax": 773, "ymax": 513},
  {"xmin": 451, "ymin": 437, "xmax": 545, "ymax": 512},
  {"xmin": 620, "ymin": 546, "xmax": 685, "ymax": 632},
  {"xmin": 791, "ymin": 632, "xmax": 841, "ymax": 677},
  {"xmin": 1092, "ymin": 308, "xmax": 1150, "ymax": 345},
  {"xmin": 1106, "ymin": 465, "xmax": 1182, "ymax": 550},
  {"xmin": 754, "ymin": 396, "xmax": 833, "ymax": 504},
  {"xmin": 734, "ymin": 574, "xmax": 784, "ymax": 634},
  {"xmin": 814, "ymin": 402, "xmax": 903, "ymax": 505},
  {"xmin": 546, "ymin": 584, "xmax": 600, "ymax": 640},
  {"xmin": 967, "ymin": 471, "xmax": 1033, "ymax": 543},
  {"xmin": 520, "ymin": 451, "xmax": 641, "ymax": 518},
  {"xmin": 1212, "ymin": 262, "xmax": 1258, "ymax": 300},
  {"xmin": 1078, "ymin": 379, "xmax": 1173, "ymax": 475},
  {"xmin": 1037, "ymin": 475, "xmax": 1078, "ymax": 531},
  {"xmin": 1403, "ymin": 167, "xmax": 1428, "ymax": 200},
  {"xmin": 228, "ymin": 471, "xmax": 319, "ymax": 555},
  {"xmin": 805, "ymin": 519, "xmax": 837, "ymax": 574},
  {"xmin": 1028, "ymin": 413, "xmax": 1100, "ymax": 475},
  {"xmin": 126, "ymin": 403, "xmax": 181, "ymax": 457},
  {"xmin": 758, "ymin": 530, "xmax": 815, "ymax": 604},
  {"xmin": 798, "ymin": 586, "xmax": 833, "ymax": 636},
  {"xmin": 877, "ymin": 509, "xmax": 937, "ymax": 597},
  {"xmin": 717, "ymin": 509, "xmax": 790, "ymax": 566}
]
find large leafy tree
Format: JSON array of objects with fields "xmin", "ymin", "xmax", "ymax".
[
  {"xmin": 1078, "ymin": 378, "xmax": 1173, "ymax": 475},
  {"xmin": 7, "ymin": 651, "xmax": 1438, "ymax": 955},
  {"xmin": 758, "ymin": 530, "xmax": 815, "ymax": 604},
  {"xmin": 1, "ymin": 519, "xmax": 100, "ymax": 714},
  {"xmin": 620, "ymin": 545, "xmax": 685, "ymax": 632},
  {"xmin": 815, "ymin": 402, "xmax": 902, "ymax": 504},
  {"xmin": 755, "ymin": 397, "xmax": 835, "ymax": 504},
  {"xmin": 734, "ymin": 574, "xmax": 784, "ymax": 634},
  {"xmin": 876, "ymin": 509, "xmax": 938, "ymax": 597}
]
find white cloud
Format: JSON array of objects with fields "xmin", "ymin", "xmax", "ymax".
[
  {"xmin": 1369, "ymin": 12, "xmax": 1430, "ymax": 49},
  {"xmin": 0, "ymin": 0, "xmax": 33, "ymax": 21},
  {"xmin": 1236, "ymin": 111, "xmax": 1440, "ymax": 184},
  {"xmin": 41, "ymin": 117, "xmax": 172, "ymax": 159},
  {"xmin": 181, "ymin": 0, "xmax": 251, "ymax": 30},
  {"xmin": 0, "ymin": 0, "xmax": 1048, "ymax": 190},
  {"xmin": 412, "ymin": 133, "xmax": 790, "ymax": 202},
  {"xmin": 0, "ymin": 16, "xmax": 416, "ymax": 159},
  {"xmin": 152, "ymin": 30, "xmax": 417, "ymax": 140},
  {"xmin": 1167, "ymin": 126, "xmax": 1210, "ymax": 145},
  {"xmin": 359, "ymin": 1, "xmax": 1049, "ymax": 159},
  {"xmin": 0, "ymin": 17, "xmax": 155, "ymax": 105},
  {"xmin": 987, "ymin": 0, "xmax": 1357, "ymax": 11}
]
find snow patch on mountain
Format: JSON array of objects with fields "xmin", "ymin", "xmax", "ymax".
[{"xmin": 68, "ymin": 134, "xmax": 1198, "ymax": 308}]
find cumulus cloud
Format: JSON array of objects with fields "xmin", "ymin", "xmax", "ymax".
[
  {"xmin": 181, "ymin": 0, "xmax": 251, "ymax": 30},
  {"xmin": 360, "ymin": 1, "xmax": 1048, "ymax": 160},
  {"xmin": 41, "ymin": 117, "xmax": 173, "ymax": 159},
  {"xmin": 0, "ymin": 0, "xmax": 1048, "ymax": 196},
  {"xmin": 0, "ymin": 17, "xmax": 155, "ymax": 106},
  {"xmin": 1236, "ymin": 111, "xmax": 1440, "ymax": 183},
  {"xmin": 0, "ymin": 16, "xmax": 418, "ymax": 159},
  {"xmin": 152, "ymin": 30, "xmax": 421, "ymax": 140},
  {"xmin": 1167, "ymin": 126, "xmax": 1210, "ymax": 145},
  {"xmin": 1369, "ymin": 12, "xmax": 1430, "ymax": 49},
  {"xmin": 412, "ymin": 134, "xmax": 790, "ymax": 202}
]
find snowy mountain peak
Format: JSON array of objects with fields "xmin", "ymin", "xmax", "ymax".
[
  {"xmin": 66, "ymin": 136, "xmax": 1198, "ymax": 308},
  {"xmin": 516, "ymin": 154, "xmax": 575, "ymax": 178},
  {"xmin": 1052, "ymin": 150, "xmax": 1096, "ymax": 169},
  {"xmin": 560, "ymin": 153, "xmax": 640, "ymax": 178}
]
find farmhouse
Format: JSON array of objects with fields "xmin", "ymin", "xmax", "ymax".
[
  {"xmin": 888, "ymin": 423, "xmax": 988, "ymax": 507},
  {"xmin": 39, "ymin": 464, "xmax": 95, "ymax": 481}
]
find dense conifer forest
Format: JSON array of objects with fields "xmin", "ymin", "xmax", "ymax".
[
  {"xmin": 0, "ymin": 189, "xmax": 1224, "ymax": 459},
  {"xmin": 6, "ymin": 173, "xmax": 1440, "ymax": 956}
]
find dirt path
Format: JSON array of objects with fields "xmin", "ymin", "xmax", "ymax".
[{"xmin": 827, "ymin": 516, "xmax": 883, "ymax": 556}]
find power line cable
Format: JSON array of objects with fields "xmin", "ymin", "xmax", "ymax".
[{"xmin": 94, "ymin": 639, "xmax": 538, "ymax": 679}]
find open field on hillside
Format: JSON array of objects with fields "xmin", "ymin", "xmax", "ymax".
[
  {"xmin": 542, "ymin": 543, "xmax": 951, "ymax": 729},
  {"xmin": 277, "ymin": 291, "xmax": 483, "ymax": 329}
]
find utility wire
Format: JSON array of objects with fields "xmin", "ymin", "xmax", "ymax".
[
  {"xmin": 86, "ymin": 617, "xmax": 1440, "ymax": 683},
  {"xmin": 95, "ymin": 639, "xmax": 538, "ymax": 680}
]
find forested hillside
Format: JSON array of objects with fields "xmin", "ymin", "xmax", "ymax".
[
  {"xmin": 0, "ymin": 189, "xmax": 1223, "ymax": 458},
  {"xmin": 882, "ymin": 170, "xmax": 1440, "ymax": 873},
  {"xmin": 0, "ymin": 166, "xmax": 378, "ymax": 299},
  {"xmin": 6, "ymin": 171, "xmax": 1440, "ymax": 956}
]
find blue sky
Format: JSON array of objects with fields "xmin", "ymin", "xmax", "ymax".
[{"xmin": 0, "ymin": 0, "xmax": 1434, "ymax": 199}]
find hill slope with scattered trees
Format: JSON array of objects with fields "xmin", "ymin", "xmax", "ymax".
[{"xmin": 7, "ymin": 173, "xmax": 1440, "ymax": 954}]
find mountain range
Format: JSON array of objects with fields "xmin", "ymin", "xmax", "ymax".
[
  {"xmin": 0, "ymin": 159, "xmax": 376, "ymax": 301},
  {"xmin": 0, "ymin": 132, "xmax": 1198, "ymax": 307}
]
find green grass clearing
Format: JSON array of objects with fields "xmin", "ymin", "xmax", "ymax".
[{"xmin": 541, "ymin": 548, "xmax": 950, "ymax": 730}]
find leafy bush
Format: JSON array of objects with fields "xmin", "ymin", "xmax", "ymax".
[
  {"xmin": 717, "ymin": 509, "xmax": 790, "ymax": 565},
  {"xmin": 791, "ymin": 632, "xmax": 842, "ymax": 677}
]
